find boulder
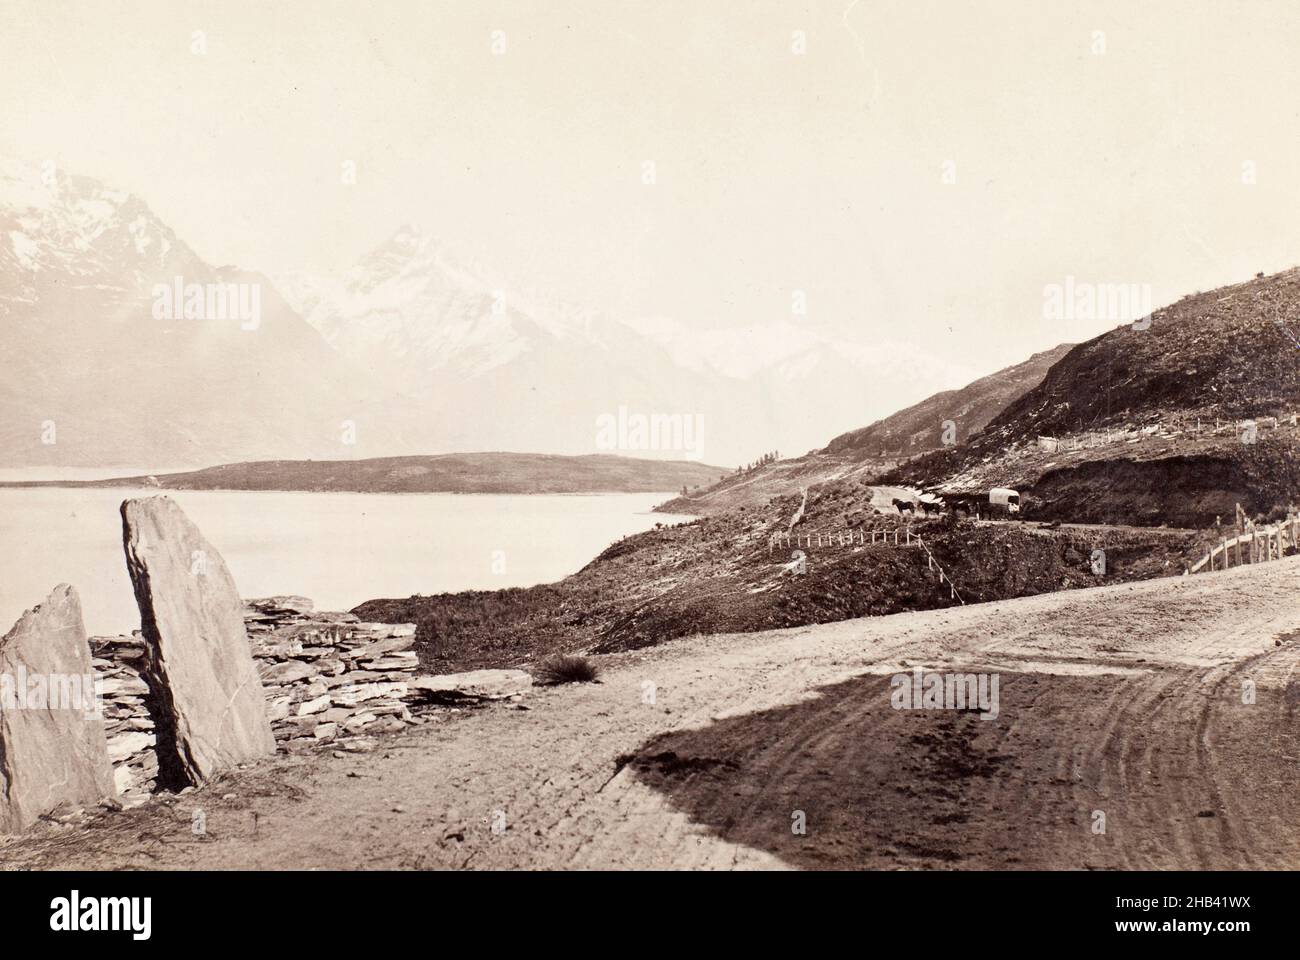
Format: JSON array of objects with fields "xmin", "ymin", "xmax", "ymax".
[
  {"xmin": 409, "ymin": 669, "xmax": 533, "ymax": 703},
  {"xmin": 0, "ymin": 585, "xmax": 116, "ymax": 834},
  {"xmin": 121, "ymin": 497, "xmax": 276, "ymax": 787}
]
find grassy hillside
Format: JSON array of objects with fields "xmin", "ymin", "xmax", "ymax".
[{"xmin": 0, "ymin": 453, "xmax": 729, "ymax": 495}]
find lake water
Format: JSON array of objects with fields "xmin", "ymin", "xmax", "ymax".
[{"xmin": 0, "ymin": 484, "xmax": 693, "ymax": 637}]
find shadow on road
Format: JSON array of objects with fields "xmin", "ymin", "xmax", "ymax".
[{"xmin": 610, "ymin": 668, "xmax": 1215, "ymax": 869}]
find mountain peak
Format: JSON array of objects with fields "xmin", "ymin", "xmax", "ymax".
[{"xmin": 391, "ymin": 223, "xmax": 423, "ymax": 244}]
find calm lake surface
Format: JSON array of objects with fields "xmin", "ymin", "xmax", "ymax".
[{"xmin": 0, "ymin": 483, "xmax": 693, "ymax": 636}]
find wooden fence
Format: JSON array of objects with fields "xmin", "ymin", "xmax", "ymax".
[
  {"xmin": 769, "ymin": 528, "xmax": 917, "ymax": 550},
  {"xmin": 1038, "ymin": 412, "xmax": 1300, "ymax": 454},
  {"xmin": 1189, "ymin": 517, "xmax": 1299, "ymax": 574},
  {"xmin": 767, "ymin": 528, "xmax": 965, "ymax": 604},
  {"xmin": 913, "ymin": 533, "xmax": 965, "ymax": 605}
]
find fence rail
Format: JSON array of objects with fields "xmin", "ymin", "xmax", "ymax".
[
  {"xmin": 1189, "ymin": 517, "xmax": 1299, "ymax": 574},
  {"xmin": 1036, "ymin": 412, "xmax": 1300, "ymax": 454},
  {"xmin": 767, "ymin": 527, "xmax": 965, "ymax": 604},
  {"xmin": 914, "ymin": 534, "xmax": 966, "ymax": 605},
  {"xmin": 769, "ymin": 528, "xmax": 917, "ymax": 550}
]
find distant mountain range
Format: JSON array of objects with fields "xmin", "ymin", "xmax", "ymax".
[
  {"xmin": 0, "ymin": 158, "xmax": 976, "ymax": 468},
  {"xmin": 0, "ymin": 452, "xmax": 726, "ymax": 495},
  {"xmin": 276, "ymin": 224, "xmax": 975, "ymax": 466}
]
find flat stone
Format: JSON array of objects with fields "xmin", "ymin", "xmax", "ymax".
[
  {"xmin": 331, "ymin": 681, "xmax": 408, "ymax": 707},
  {"xmin": 259, "ymin": 660, "xmax": 316, "ymax": 685},
  {"xmin": 278, "ymin": 715, "xmax": 320, "ymax": 734},
  {"xmin": 106, "ymin": 731, "xmax": 156, "ymax": 763},
  {"xmin": 304, "ymin": 678, "xmax": 328, "ymax": 697},
  {"xmin": 341, "ymin": 712, "xmax": 377, "ymax": 733},
  {"xmin": 296, "ymin": 694, "xmax": 332, "ymax": 716},
  {"xmin": 0, "ymin": 585, "xmax": 117, "ymax": 834},
  {"xmin": 323, "ymin": 670, "xmax": 378, "ymax": 688},
  {"xmin": 97, "ymin": 674, "xmax": 151, "ymax": 697},
  {"xmin": 409, "ymin": 669, "xmax": 533, "ymax": 703},
  {"xmin": 359, "ymin": 655, "xmax": 419, "ymax": 672},
  {"xmin": 244, "ymin": 596, "xmax": 315, "ymax": 617},
  {"xmin": 290, "ymin": 646, "xmax": 338, "ymax": 661},
  {"xmin": 343, "ymin": 633, "xmax": 416, "ymax": 657},
  {"xmin": 122, "ymin": 497, "xmax": 276, "ymax": 787}
]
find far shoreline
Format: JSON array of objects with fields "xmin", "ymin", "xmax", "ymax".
[{"xmin": 0, "ymin": 451, "xmax": 726, "ymax": 502}]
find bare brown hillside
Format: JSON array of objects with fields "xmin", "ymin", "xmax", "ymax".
[
  {"xmin": 887, "ymin": 269, "xmax": 1300, "ymax": 526},
  {"xmin": 824, "ymin": 344, "xmax": 1073, "ymax": 457},
  {"xmin": 656, "ymin": 345, "xmax": 1070, "ymax": 516}
]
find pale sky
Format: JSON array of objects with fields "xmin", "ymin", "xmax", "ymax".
[{"xmin": 3, "ymin": 0, "xmax": 1299, "ymax": 380}]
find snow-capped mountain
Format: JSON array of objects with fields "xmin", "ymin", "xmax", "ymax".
[
  {"xmin": 0, "ymin": 158, "xmax": 200, "ymax": 314},
  {"xmin": 0, "ymin": 160, "xmax": 419, "ymax": 467},
  {"xmin": 279, "ymin": 226, "xmax": 977, "ymax": 465}
]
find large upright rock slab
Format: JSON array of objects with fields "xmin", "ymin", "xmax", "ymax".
[
  {"xmin": 121, "ymin": 497, "xmax": 275, "ymax": 787},
  {"xmin": 0, "ymin": 585, "xmax": 115, "ymax": 834}
]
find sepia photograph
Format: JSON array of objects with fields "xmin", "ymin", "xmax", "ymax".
[{"xmin": 1, "ymin": 0, "xmax": 1296, "ymax": 940}]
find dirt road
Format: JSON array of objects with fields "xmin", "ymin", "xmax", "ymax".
[{"xmin": 5, "ymin": 559, "xmax": 1300, "ymax": 870}]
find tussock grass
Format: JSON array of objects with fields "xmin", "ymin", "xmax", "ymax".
[{"xmin": 532, "ymin": 654, "xmax": 600, "ymax": 685}]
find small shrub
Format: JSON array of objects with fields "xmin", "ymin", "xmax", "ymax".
[{"xmin": 533, "ymin": 654, "xmax": 600, "ymax": 685}]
